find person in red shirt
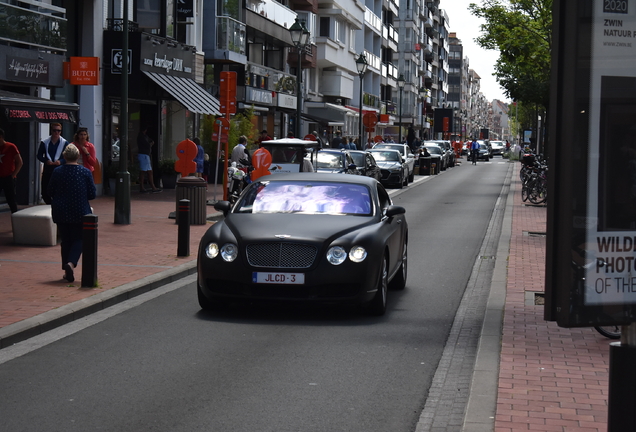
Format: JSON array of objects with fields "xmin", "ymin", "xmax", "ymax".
[
  {"xmin": 257, "ymin": 130, "xmax": 272, "ymax": 145},
  {"xmin": 72, "ymin": 127, "xmax": 97, "ymax": 175},
  {"xmin": 0, "ymin": 128, "xmax": 23, "ymax": 213}
]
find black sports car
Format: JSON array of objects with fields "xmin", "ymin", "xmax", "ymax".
[
  {"xmin": 197, "ymin": 173, "xmax": 408, "ymax": 316},
  {"xmin": 315, "ymin": 149, "xmax": 360, "ymax": 175},
  {"xmin": 367, "ymin": 149, "xmax": 408, "ymax": 188},
  {"xmin": 348, "ymin": 150, "xmax": 381, "ymax": 181}
]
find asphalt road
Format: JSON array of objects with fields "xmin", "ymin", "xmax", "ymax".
[{"xmin": 0, "ymin": 160, "xmax": 510, "ymax": 432}]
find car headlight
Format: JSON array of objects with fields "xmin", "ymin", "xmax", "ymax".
[
  {"xmin": 327, "ymin": 246, "xmax": 347, "ymax": 265},
  {"xmin": 220, "ymin": 243, "xmax": 239, "ymax": 262},
  {"xmin": 205, "ymin": 243, "xmax": 219, "ymax": 259},
  {"xmin": 348, "ymin": 246, "xmax": 367, "ymax": 263}
]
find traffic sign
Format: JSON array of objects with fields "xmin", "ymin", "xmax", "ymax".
[{"xmin": 363, "ymin": 112, "xmax": 378, "ymax": 128}]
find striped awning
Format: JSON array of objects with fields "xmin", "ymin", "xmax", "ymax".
[{"xmin": 143, "ymin": 71, "xmax": 221, "ymax": 115}]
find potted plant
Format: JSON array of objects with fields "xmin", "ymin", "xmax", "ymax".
[{"xmin": 158, "ymin": 158, "xmax": 178, "ymax": 189}]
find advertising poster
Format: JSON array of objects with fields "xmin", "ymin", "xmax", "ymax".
[{"xmin": 585, "ymin": 0, "xmax": 636, "ymax": 305}]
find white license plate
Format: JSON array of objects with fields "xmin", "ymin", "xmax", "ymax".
[{"xmin": 252, "ymin": 272, "xmax": 305, "ymax": 284}]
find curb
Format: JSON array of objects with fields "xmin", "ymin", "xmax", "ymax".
[{"xmin": 0, "ymin": 260, "xmax": 198, "ymax": 349}]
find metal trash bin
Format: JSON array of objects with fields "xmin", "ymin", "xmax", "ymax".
[
  {"xmin": 176, "ymin": 176, "xmax": 207, "ymax": 225},
  {"xmin": 419, "ymin": 157, "xmax": 431, "ymax": 175}
]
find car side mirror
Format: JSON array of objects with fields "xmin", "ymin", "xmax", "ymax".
[
  {"xmin": 385, "ymin": 205, "xmax": 406, "ymax": 218},
  {"xmin": 348, "ymin": 163, "xmax": 357, "ymax": 170},
  {"xmin": 214, "ymin": 200, "xmax": 232, "ymax": 216},
  {"xmin": 408, "ymin": 153, "xmax": 414, "ymax": 158}
]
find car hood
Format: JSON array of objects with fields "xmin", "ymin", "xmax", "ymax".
[
  {"xmin": 375, "ymin": 161, "xmax": 403, "ymax": 169},
  {"xmin": 223, "ymin": 213, "xmax": 374, "ymax": 243}
]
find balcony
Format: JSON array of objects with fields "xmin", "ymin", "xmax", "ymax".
[
  {"xmin": 381, "ymin": 24, "xmax": 398, "ymax": 51},
  {"xmin": 287, "ymin": 44, "xmax": 316, "ymax": 70},
  {"xmin": 246, "ymin": 0, "xmax": 296, "ymax": 29},
  {"xmin": 0, "ymin": 2, "xmax": 67, "ymax": 51},
  {"xmin": 216, "ymin": 16, "xmax": 246, "ymax": 56},
  {"xmin": 362, "ymin": 92, "xmax": 380, "ymax": 109},
  {"xmin": 365, "ymin": 8, "xmax": 382, "ymax": 34}
]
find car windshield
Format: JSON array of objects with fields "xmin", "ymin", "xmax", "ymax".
[
  {"xmin": 316, "ymin": 152, "xmax": 344, "ymax": 169},
  {"xmin": 376, "ymin": 144, "xmax": 405, "ymax": 156},
  {"xmin": 425, "ymin": 146, "xmax": 442, "ymax": 155},
  {"xmin": 349, "ymin": 152, "xmax": 364, "ymax": 167},
  {"xmin": 370, "ymin": 151, "xmax": 400, "ymax": 161},
  {"xmin": 235, "ymin": 181, "xmax": 373, "ymax": 216},
  {"xmin": 480, "ymin": 144, "xmax": 488, "ymax": 150}
]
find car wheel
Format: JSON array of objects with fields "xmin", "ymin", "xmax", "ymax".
[
  {"xmin": 403, "ymin": 170, "xmax": 409, "ymax": 186},
  {"xmin": 389, "ymin": 240, "xmax": 407, "ymax": 290},
  {"xmin": 409, "ymin": 168, "xmax": 415, "ymax": 182},
  {"xmin": 398, "ymin": 171, "xmax": 404, "ymax": 189},
  {"xmin": 197, "ymin": 282, "xmax": 225, "ymax": 311},
  {"xmin": 365, "ymin": 255, "xmax": 388, "ymax": 316}
]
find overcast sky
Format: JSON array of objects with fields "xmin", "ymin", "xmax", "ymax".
[{"xmin": 444, "ymin": 1, "xmax": 510, "ymax": 103}]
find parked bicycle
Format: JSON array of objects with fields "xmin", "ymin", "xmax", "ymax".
[{"xmin": 520, "ymin": 152, "xmax": 548, "ymax": 205}]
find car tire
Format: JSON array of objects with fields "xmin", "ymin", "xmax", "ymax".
[
  {"xmin": 409, "ymin": 168, "xmax": 415, "ymax": 182},
  {"xmin": 403, "ymin": 170, "xmax": 409, "ymax": 187},
  {"xmin": 398, "ymin": 171, "xmax": 404, "ymax": 189},
  {"xmin": 365, "ymin": 255, "xmax": 388, "ymax": 316},
  {"xmin": 197, "ymin": 282, "xmax": 225, "ymax": 311},
  {"xmin": 389, "ymin": 240, "xmax": 407, "ymax": 290}
]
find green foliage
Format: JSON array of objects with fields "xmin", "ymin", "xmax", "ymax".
[
  {"xmin": 469, "ymin": 0, "xmax": 552, "ymax": 109},
  {"xmin": 158, "ymin": 159, "xmax": 177, "ymax": 175},
  {"xmin": 198, "ymin": 106, "xmax": 259, "ymax": 157}
]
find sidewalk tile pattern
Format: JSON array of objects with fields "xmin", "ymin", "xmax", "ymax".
[
  {"xmin": 495, "ymin": 176, "xmax": 610, "ymax": 432},
  {"xmin": 0, "ymin": 191, "xmax": 213, "ymax": 329}
]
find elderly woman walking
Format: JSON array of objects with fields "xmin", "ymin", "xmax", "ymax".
[{"xmin": 48, "ymin": 144, "xmax": 96, "ymax": 283}]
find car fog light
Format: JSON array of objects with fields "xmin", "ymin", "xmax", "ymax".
[
  {"xmin": 221, "ymin": 243, "xmax": 238, "ymax": 262},
  {"xmin": 349, "ymin": 246, "xmax": 367, "ymax": 263},
  {"xmin": 205, "ymin": 243, "xmax": 219, "ymax": 259},
  {"xmin": 327, "ymin": 246, "xmax": 347, "ymax": 265}
]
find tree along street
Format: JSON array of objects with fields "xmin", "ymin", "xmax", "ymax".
[{"xmin": 0, "ymin": 160, "xmax": 510, "ymax": 431}]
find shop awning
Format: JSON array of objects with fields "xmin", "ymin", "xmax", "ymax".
[
  {"xmin": 278, "ymin": 108, "xmax": 338, "ymax": 127},
  {"xmin": 0, "ymin": 90, "xmax": 79, "ymax": 123},
  {"xmin": 143, "ymin": 71, "xmax": 221, "ymax": 115},
  {"xmin": 306, "ymin": 102, "xmax": 357, "ymax": 124}
]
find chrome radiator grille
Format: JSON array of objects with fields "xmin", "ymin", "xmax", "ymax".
[{"xmin": 246, "ymin": 243, "xmax": 317, "ymax": 268}]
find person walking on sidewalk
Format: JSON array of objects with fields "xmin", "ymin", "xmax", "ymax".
[
  {"xmin": 0, "ymin": 128, "xmax": 23, "ymax": 213},
  {"xmin": 48, "ymin": 144, "xmax": 96, "ymax": 283},
  {"xmin": 137, "ymin": 125, "xmax": 161, "ymax": 193},
  {"xmin": 72, "ymin": 127, "xmax": 98, "ymax": 180},
  {"xmin": 37, "ymin": 123, "xmax": 69, "ymax": 204}
]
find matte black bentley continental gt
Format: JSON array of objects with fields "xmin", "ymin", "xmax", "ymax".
[{"xmin": 197, "ymin": 173, "xmax": 408, "ymax": 315}]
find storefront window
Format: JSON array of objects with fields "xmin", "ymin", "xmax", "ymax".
[{"xmin": 161, "ymin": 100, "xmax": 194, "ymax": 161}]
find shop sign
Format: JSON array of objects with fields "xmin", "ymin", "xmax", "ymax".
[
  {"xmin": 111, "ymin": 49, "xmax": 132, "ymax": 74},
  {"xmin": 5, "ymin": 56, "xmax": 49, "ymax": 85},
  {"xmin": 177, "ymin": 0, "xmax": 194, "ymax": 18},
  {"xmin": 277, "ymin": 93, "xmax": 295, "ymax": 109},
  {"xmin": 4, "ymin": 107, "xmax": 76, "ymax": 123},
  {"xmin": 68, "ymin": 57, "xmax": 99, "ymax": 85},
  {"xmin": 247, "ymin": 87, "xmax": 273, "ymax": 104}
]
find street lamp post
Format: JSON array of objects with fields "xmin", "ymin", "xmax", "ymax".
[
  {"xmin": 397, "ymin": 74, "xmax": 405, "ymax": 143},
  {"xmin": 289, "ymin": 18, "xmax": 310, "ymax": 138},
  {"xmin": 356, "ymin": 53, "xmax": 368, "ymax": 149},
  {"xmin": 419, "ymin": 86, "xmax": 427, "ymax": 141}
]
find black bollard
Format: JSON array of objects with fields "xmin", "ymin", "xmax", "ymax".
[
  {"xmin": 82, "ymin": 214, "xmax": 98, "ymax": 288},
  {"xmin": 177, "ymin": 199, "xmax": 190, "ymax": 257}
]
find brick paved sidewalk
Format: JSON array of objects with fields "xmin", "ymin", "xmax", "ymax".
[
  {"xmin": 495, "ymin": 175, "xmax": 611, "ymax": 432},
  {"xmin": 0, "ymin": 187, "xmax": 221, "ymax": 330}
]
